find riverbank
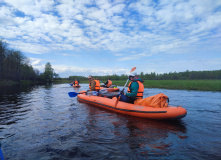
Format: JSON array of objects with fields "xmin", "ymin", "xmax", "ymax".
[
  {"xmin": 0, "ymin": 79, "xmax": 69, "ymax": 86},
  {"xmin": 113, "ymin": 80, "xmax": 221, "ymax": 91},
  {"xmin": 0, "ymin": 80, "xmax": 18, "ymax": 86},
  {"xmin": 1, "ymin": 80, "xmax": 220, "ymax": 91},
  {"xmin": 0, "ymin": 80, "xmax": 45, "ymax": 86},
  {"xmin": 145, "ymin": 80, "xmax": 220, "ymax": 91},
  {"xmin": 78, "ymin": 80, "xmax": 221, "ymax": 91}
]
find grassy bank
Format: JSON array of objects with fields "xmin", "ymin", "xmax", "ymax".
[
  {"xmin": 1, "ymin": 79, "xmax": 220, "ymax": 91},
  {"xmin": 0, "ymin": 79, "xmax": 69, "ymax": 86},
  {"xmin": 0, "ymin": 80, "xmax": 18, "ymax": 86},
  {"xmin": 110, "ymin": 80, "xmax": 221, "ymax": 91}
]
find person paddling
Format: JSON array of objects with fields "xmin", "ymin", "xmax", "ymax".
[
  {"xmin": 88, "ymin": 75, "xmax": 100, "ymax": 91},
  {"xmin": 119, "ymin": 72, "xmax": 144, "ymax": 103},
  {"xmin": 74, "ymin": 79, "xmax": 79, "ymax": 86},
  {"xmin": 104, "ymin": 78, "xmax": 112, "ymax": 88}
]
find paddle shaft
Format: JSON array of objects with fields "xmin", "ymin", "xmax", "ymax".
[
  {"xmin": 114, "ymin": 79, "xmax": 129, "ymax": 108},
  {"xmin": 115, "ymin": 67, "xmax": 136, "ymax": 108},
  {"xmin": 121, "ymin": 78, "xmax": 129, "ymax": 93},
  {"xmin": 122, "ymin": 67, "xmax": 136, "ymax": 92}
]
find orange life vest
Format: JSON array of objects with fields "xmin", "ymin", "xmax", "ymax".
[
  {"xmin": 106, "ymin": 80, "xmax": 112, "ymax": 88},
  {"xmin": 75, "ymin": 80, "xmax": 79, "ymax": 85},
  {"xmin": 89, "ymin": 80, "xmax": 100, "ymax": 91},
  {"xmin": 127, "ymin": 81, "xmax": 144, "ymax": 99}
]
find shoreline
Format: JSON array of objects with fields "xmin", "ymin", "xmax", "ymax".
[{"xmin": 1, "ymin": 80, "xmax": 220, "ymax": 92}]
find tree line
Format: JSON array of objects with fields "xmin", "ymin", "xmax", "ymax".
[
  {"xmin": 1, "ymin": 39, "xmax": 220, "ymax": 83},
  {"xmin": 0, "ymin": 39, "xmax": 59, "ymax": 83},
  {"xmin": 69, "ymin": 70, "xmax": 221, "ymax": 82}
]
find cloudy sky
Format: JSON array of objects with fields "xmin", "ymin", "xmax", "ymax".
[{"xmin": 0, "ymin": 0, "xmax": 221, "ymax": 78}]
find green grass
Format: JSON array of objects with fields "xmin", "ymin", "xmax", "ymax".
[
  {"xmin": 78, "ymin": 80, "xmax": 221, "ymax": 91},
  {"xmin": 2, "ymin": 79, "xmax": 220, "ymax": 91},
  {"xmin": 110, "ymin": 80, "xmax": 221, "ymax": 91},
  {"xmin": 142, "ymin": 80, "xmax": 221, "ymax": 91},
  {"xmin": 0, "ymin": 80, "xmax": 18, "ymax": 86}
]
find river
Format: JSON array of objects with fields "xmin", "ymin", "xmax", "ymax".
[{"xmin": 0, "ymin": 83, "xmax": 220, "ymax": 160}]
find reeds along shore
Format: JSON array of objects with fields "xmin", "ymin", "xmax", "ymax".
[
  {"xmin": 61, "ymin": 79, "xmax": 220, "ymax": 91},
  {"xmin": 66, "ymin": 79, "xmax": 220, "ymax": 91},
  {"xmin": 111, "ymin": 80, "xmax": 221, "ymax": 91},
  {"xmin": 1, "ymin": 79, "xmax": 220, "ymax": 92}
]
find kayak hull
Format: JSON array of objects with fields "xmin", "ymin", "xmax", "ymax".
[
  {"xmin": 73, "ymin": 85, "xmax": 81, "ymax": 88},
  {"xmin": 77, "ymin": 94, "xmax": 187, "ymax": 120},
  {"xmin": 100, "ymin": 87, "xmax": 119, "ymax": 92}
]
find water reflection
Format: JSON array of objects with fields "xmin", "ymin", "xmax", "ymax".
[
  {"xmin": 78, "ymin": 103, "xmax": 187, "ymax": 158},
  {"xmin": 0, "ymin": 86, "xmax": 34, "ymax": 126},
  {"xmin": 116, "ymin": 116, "xmax": 186, "ymax": 156}
]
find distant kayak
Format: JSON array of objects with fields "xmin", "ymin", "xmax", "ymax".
[
  {"xmin": 77, "ymin": 92, "xmax": 187, "ymax": 120},
  {"xmin": 73, "ymin": 85, "xmax": 81, "ymax": 88}
]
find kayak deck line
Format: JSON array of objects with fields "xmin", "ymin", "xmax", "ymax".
[
  {"xmin": 76, "ymin": 93, "xmax": 187, "ymax": 120},
  {"xmin": 77, "ymin": 96, "xmax": 167, "ymax": 114}
]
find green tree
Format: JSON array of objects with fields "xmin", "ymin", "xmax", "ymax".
[
  {"xmin": 43, "ymin": 62, "xmax": 60, "ymax": 83},
  {"xmin": 43, "ymin": 62, "xmax": 54, "ymax": 83},
  {"xmin": 53, "ymin": 73, "xmax": 60, "ymax": 79},
  {"xmin": 0, "ymin": 39, "xmax": 7, "ymax": 80}
]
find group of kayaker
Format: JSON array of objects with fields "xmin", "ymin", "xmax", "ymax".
[
  {"xmin": 87, "ymin": 72, "xmax": 144, "ymax": 104},
  {"xmin": 68, "ymin": 69, "xmax": 187, "ymax": 119},
  {"xmin": 70, "ymin": 72, "xmax": 144, "ymax": 104}
]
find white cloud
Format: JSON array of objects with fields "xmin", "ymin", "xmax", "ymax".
[
  {"xmin": 53, "ymin": 65, "xmax": 129, "ymax": 77},
  {"xmin": 117, "ymin": 52, "xmax": 152, "ymax": 61},
  {"xmin": 96, "ymin": 0, "xmax": 112, "ymax": 10},
  {"xmin": 0, "ymin": 0, "xmax": 220, "ymax": 77},
  {"xmin": 29, "ymin": 57, "xmax": 43, "ymax": 66},
  {"xmin": 106, "ymin": 3, "xmax": 125, "ymax": 17},
  {"xmin": 4, "ymin": 0, "xmax": 55, "ymax": 17},
  {"xmin": 111, "ymin": 16, "xmax": 124, "ymax": 26},
  {"xmin": 56, "ymin": 3, "xmax": 80, "ymax": 19}
]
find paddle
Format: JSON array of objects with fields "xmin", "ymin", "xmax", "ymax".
[
  {"xmin": 114, "ymin": 67, "xmax": 136, "ymax": 108},
  {"xmin": 68, "ymin": 90, "xmax": 97, "ymax": 97},
  {"xmin": 68, "ymin": 92, "xmax": 79, "ymax": 97},
  {"xmin": 68, "ymin": 90, "xmax": 87, "ymax": 97},
  {"xmin": 0, "ymin": 143, "xmax": 4, "ymax": 160}
]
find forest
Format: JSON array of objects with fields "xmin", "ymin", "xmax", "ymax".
[
  {"xmin": 68, "ymin": 69, "xmax": 221, "ymax": 82},
  {"xmin": 0, "ymin": 39, "xmax": 59, "ymax": 83}
]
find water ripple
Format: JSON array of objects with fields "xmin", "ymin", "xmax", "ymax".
[{"xmin": 0, "ymin": 84, "xmax": 220, "ymax": 160}]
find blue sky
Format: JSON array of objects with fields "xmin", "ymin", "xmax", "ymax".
[{"xmin": 0, "ymin": 0, "xmax": 221, "ymax": 78}]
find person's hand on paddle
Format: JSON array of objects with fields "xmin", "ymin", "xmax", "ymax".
[
  {"xmin": 117, "ymin": 90, "xmax": 124, "ymax": 98},
  {"xmin": 116, "ymin": 93, "xmax": 121, "ymax": 98}
]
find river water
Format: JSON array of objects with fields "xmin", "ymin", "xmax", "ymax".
[{"xmin": 0, "ymin": 83, "xmax": 220, "ymax": 160}]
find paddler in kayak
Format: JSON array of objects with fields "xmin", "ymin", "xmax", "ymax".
[
  {"xmin": 119, "ymin": 72, "xmax": 144, "ymax": 104},
  {"xmin": 88, "ymin": 75, "xmax": 100, "ymax": 91},
  {"xmin": 73, "ymin": 79, "xmax": 79, "ymax": 86},
  {"xmin": 104, "ymin": 78, "xmax": 112, "ymax": 88}
]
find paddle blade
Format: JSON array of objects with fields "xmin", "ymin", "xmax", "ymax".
[
  {"xmin": 130, "ymin": 67, "xmax": 136, "ymax": 73},
  {"xmin": 68, "ymin": 92, "xmax": 78, "ymax": 97}
]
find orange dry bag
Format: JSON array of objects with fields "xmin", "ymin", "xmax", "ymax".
[{"xmin": 134, "ymin": 93, "xmax": 169, "ymax": 108}]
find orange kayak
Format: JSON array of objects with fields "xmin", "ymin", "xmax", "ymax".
[
  {"xmin": 77, "ymin": 93, "xmax": 187, "ymax": 120},
  {"xmin": 100, "ymin": 87, "xmax": 119, "ymax": 92},
  {"xmin": 73, "ymin": 85, "xmax": 81, "ymax": 88}
]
